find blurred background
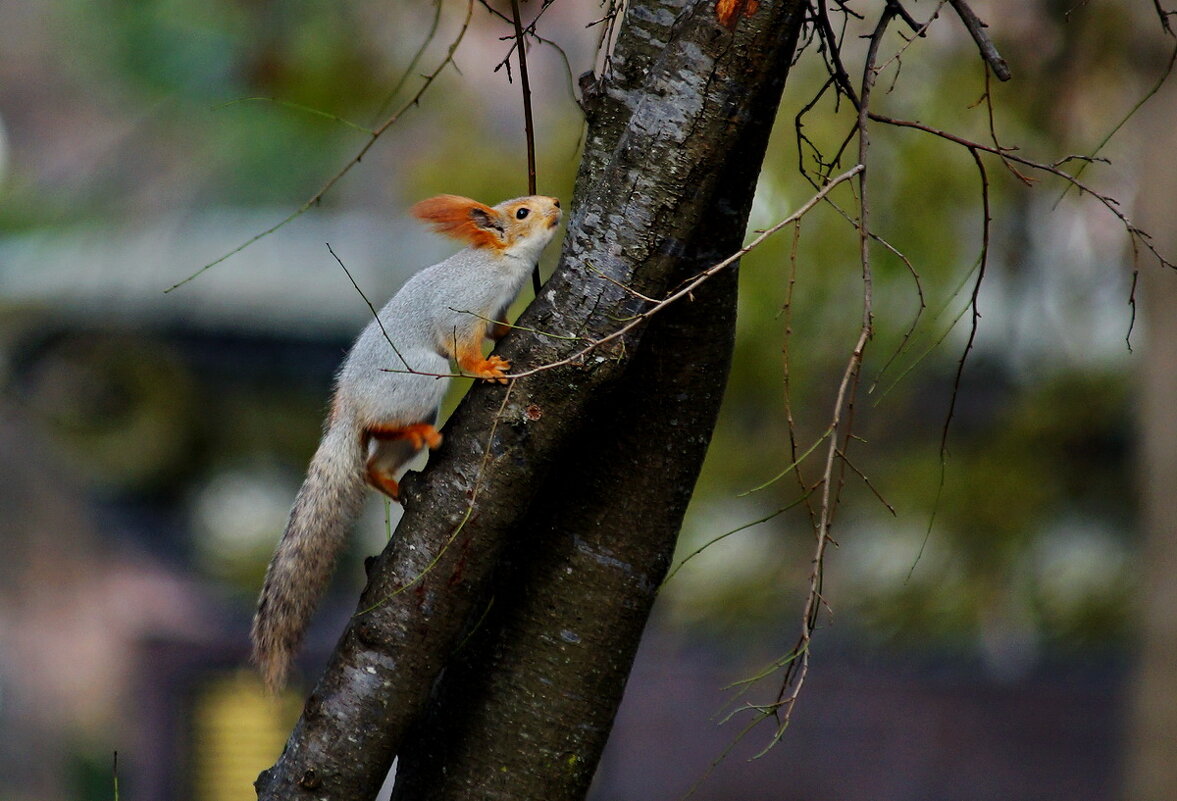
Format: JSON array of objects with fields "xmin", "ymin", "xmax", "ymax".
[{"xmin": 1, "ymin": 1, "xmax": 1174, "ymax": 799}]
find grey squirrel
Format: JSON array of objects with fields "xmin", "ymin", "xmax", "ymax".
[{"xmin": 251, "ymin": 193, "xmax": 563, "ymax": 692}]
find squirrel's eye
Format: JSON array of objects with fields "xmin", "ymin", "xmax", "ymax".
[{"xmin": 515, "ymin": 207, "xmax": 530, "ymax": 220}]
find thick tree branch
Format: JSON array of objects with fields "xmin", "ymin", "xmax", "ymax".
[{"xmin": 947, "ymin": 0, "xmax": 1011, "ymax": 80}]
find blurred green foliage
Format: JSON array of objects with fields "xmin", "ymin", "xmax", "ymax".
[{"xmin": 1, "ymin": 0, "xmax": 1151, "ymax": 662}]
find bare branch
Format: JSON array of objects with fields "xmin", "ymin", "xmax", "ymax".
[
  {"xmin": 356, "ymin": 381, "xmax": 518, "ymax": 617},
  {"xmin": 875, "ymin": 0, "xmax": 948, "ymax": 79},
  {"xmin": 480, "ymin": 0, "xmax": 579, "ymax": 112},
  {"xmin": 886, "ymin": 0, "xmax": 926, "ymax": 36},
  {"xmin": 1053, "ymin": 39, "xmax": 1177, "ymax": 206},
  {"xmin": 782, "ymin": 220, "xmax": 821, "ymax": 532},
  {"xmin": 938, "ymin": 148, "xmax": 990, "ymax": 461},
  {"xmin": 836, "ymin": 447, "xmax": 896, "ymax": 516},
  {"xmin": 868, "ymin": 112, "xmax": 1177, "ymax": 271},
  {"xmin": 166, "ymin": 0, "xmax": 476, "ymax": 293},
  {"xmin": 506, "ymin": 0, "xmax": 542, "ymax": 294},
  {"xmin": 813, "ymin": 0, "xmax": 861, "ymax": 108},
  {"xmin": 762, "ymin": 6, "xmax": 894, "ymax": 745},
  {"xmin": 865, "ymin": 231, "xmax": 926, "ymax": 393},
  {"xmin": 1154, "ymin": 0, "xmax": 1177, "ymax": 35},
  {"xmin": 947, "ymin": 0, "xmax": 1011, "ymax": 81},
  {"xmin": 370, "ymin": 0, "xmax": 445, "ymax": 122},
  {"xmin": 212, "ymin": 97, "xmax": 375, "ymax": 134},
  {"xmin": 505, "ymin": 165, "xmax": 866, "ymax": 380},
  {"xmin": 662, "ymin": 501, "xmax": 806, "ymax": 586},
  {"xmin": 325, "ymin": 243, "xmax": 410, "ymax": 369}
]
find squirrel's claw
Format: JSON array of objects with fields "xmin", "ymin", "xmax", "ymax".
[{"xmin": 475, "ymin": 355, "xmax": 511, "ymax": 383}]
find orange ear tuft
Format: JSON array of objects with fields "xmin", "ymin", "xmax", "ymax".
[{"xmin": 410, "ymin": 194, "xmax": 504, "ymax": 250}]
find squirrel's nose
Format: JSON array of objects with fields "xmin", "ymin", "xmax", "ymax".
[{"xmin": 553, "ymin": 199, "xmax": 561, "ymax": 209}]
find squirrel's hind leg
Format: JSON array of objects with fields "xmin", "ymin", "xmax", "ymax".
[
  {"xmin": 362, "ymin": 423, "xmax": 443, "ymax": 501},
  {"xmin": 366, "ymin": 460, "xmax": 402, "ymax": 500}
]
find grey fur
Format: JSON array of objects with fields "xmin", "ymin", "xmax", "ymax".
[{"xmin": 250, "ymin": 195, "xmax": 561, "ymax": 692}]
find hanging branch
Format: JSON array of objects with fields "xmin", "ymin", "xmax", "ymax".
[
  {"xmin": 508, "ymin": 0, "xmax": 543, "ymax": 295},
  {"xmin": 939, "ymin": 149, "xmax": 992, "ymax": 460},
  {"xmin": 762, "ymin": 2, "xmax": 894, "ymax": 748}
]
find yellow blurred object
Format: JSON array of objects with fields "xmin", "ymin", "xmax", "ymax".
[{"xmin": 191, "ymin": 671, "xmax": 301, "ymax": 801}]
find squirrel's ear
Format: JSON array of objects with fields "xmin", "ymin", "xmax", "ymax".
[{"xmin": 411, "ymin": 194, "xmax": 505, "ymax": 249}]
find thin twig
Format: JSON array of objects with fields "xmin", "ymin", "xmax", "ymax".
[
  {"xmin": 213, "ymin": 97, "xmax": 375, "ymax": 134},
  {"xmin": 326, "ymin": 243, "xmax": 409, "ymax": 369},
  {"xmin": 780, "ymin": 221, "xmax": 820, "ymax": 530},
  {"xmin": 1052, "ymin": 38, "xmax": 1177, "ymax": 207},
  {"xmin": 875, "ymin": 0, "xmax": 948, "ymax": 78},
  {"xmin": 485, "ymin": 0, "xmax": 559, "ymax": 67},
  {"xmin": 583, "ymin": 262, "xmax": 662, "ymax": 303},
  {"xmin": 357, "ymin": 380, "xmax": 517, "ymax": 615},
  {"xmin": 813, "ymin": 0, "xmax": 861, "ymax": 108},
  {"xmin": 873, "ymin": 261, "xmax": 981, "ymax": 404},
  {"xmin": 864, "ymin": 231, "xmax": 925, "ymax": 393},
  {"xmin": 977, "ymin": 68, "xmax": 1034, "ymax": 185},
  {"xmin": 662, "ymin": 503, "xmax": 798, "ymax": 586},
  {"xmin": 767, "ymin": 9, "xmax": 893, "ymax": 743},
  {"xmin": 480, "ymin": 0, "xmax": 578, "ymax": 113},
  {"xmin": 938, "ymin": 149, "xmax": 990, "ymax": 461},
  {"xmin": 836, "ymin": 447, "xmax": 896, "ymax": 515},
  {"xmin": 886, "ymin": 0, "xmax": 925, "ymax": 35},
  {"xmin": 591, "ymin": 0, "xmax": 623, "ymax": 80},
  {"xmin": 868, "ymin": 112, "xmax": 1177, "ymax": 270},
  {"xmin": 166, "ymin": 0, "xmax": 476, "ymax": 293},
  {"xmin": 447, "ymin": 308, "xmax": 593, "ymax": 342},
  {"xmin": 906, "ymin": 153, "xmax": 993, "ymax": 581},
  {"xmin": 741, "ymin": 426, "xmax": 833, "ymax": 496},
  {"xmin": 1155, "ymin": 0, "xmax": 1177, "ymax": 35}
]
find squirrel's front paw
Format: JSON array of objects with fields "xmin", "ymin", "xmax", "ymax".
[{"xmin": 476, "ymin": 355, "xmax": 511, "ymax": 383}]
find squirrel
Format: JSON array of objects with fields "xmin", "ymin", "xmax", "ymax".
[{"xmin": 251, "ymin": 193, "xmax": 562, "ymax": 692}]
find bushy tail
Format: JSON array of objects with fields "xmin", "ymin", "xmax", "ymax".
[{"xmin": 251, "ymin": 422, "xmax": 367, "ymax": 692}]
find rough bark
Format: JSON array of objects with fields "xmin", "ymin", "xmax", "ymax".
[
  {"xmin": 387, "ymin": 4, "xmax": 807, "ymax": 795},
  {"xmin": 255, "ymin": 1, "xmax": 806, "ymax": 798},
  {"xmin": 390, "ymin": 263, "xmax": 739, "ymax": 801}
]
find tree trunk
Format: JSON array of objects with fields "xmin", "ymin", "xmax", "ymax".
[
  {"xmin": 255, "ymin": 1, "xmax": 807, "ymax": 798},
  {"xmin": 390, "ymin": 256, "xmax": 740, "ymax": 801}
]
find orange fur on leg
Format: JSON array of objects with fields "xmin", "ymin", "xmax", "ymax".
[
  {"xmin": 362, "ymin": 423, "xmax": 443, "ymax": 501},
  {"xmin": 462, "ymin": 354, "xmax": 509, "ymax": 382},
  {"xmin": 366, "ymin": 423, "xmax": 443, "ymax": 450},
  {"xmin": 357, "ymin": 421, "xmax": 442, "ymax": 496},
  {"xmin": 366, "ymin": 464, "xmax": 401, "ymax": 500},
  {"xmin": 488, "ymin": 319, "xmax": 512, "ymax": 341},
  {"xmin": 454, "ymin": 328, "xmax": 510, "ymax": 382}
]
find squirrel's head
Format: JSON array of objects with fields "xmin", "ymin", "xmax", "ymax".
[{"xmin": 411, "ymin": 194, "xmax": 562, "ymax": 260}]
